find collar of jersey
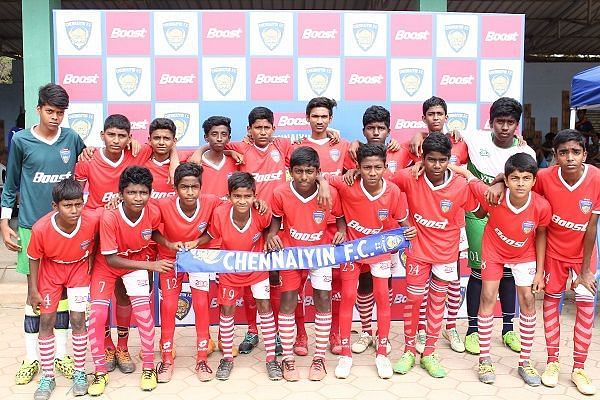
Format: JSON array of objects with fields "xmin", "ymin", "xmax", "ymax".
[
  {"xmin": 201, "ymin": 152, "xmax": 226, "ymax": 170},
  {"xmin": 118, "ymin": 203, "xmax": 145, "ymax": 227},
  {"xmin": 51, "ymin": 212, "xmax": 82, "ymax": 239},
  {"xmin": 306, "ymin": 137, "xmax": 329, "ymax": 146},
  {"xmin": 100, "ymin": 148, "xmax": 125, "ymax": 168},
  {"xmin": 229, "ymin": 206, "xmax": 252, "ymax": 233},
  {"xmin": 424, "ymin": 169, "xmax": 452, "ymax": 191},
  {"xmin": 31, "ymin": 125, "xmax": 61, "ymax": 146},
  {"xmin": 176, "ymin": 197, "xmax": 200, "ymax": 222},
  {"xmin": 289, "ymin": 181, "xmax": 318, "ymax": 203},
  {"xmin": 557, "ymin": 164, "xmax": 588, "ymax": 192},
  {"xmin": 151, "ymin": 157, "xmax": 170, "ymax": 167},
  {"xmin": 253, "ymin": 143, "xmax": 271, "ymax": 153},
  {"xmin": 505, "ymin": 188, "xmax": 531, "ymax": 214},
  {"xmin": 360, "ymin": 178, "xmax": 386, "ymax": 201}
]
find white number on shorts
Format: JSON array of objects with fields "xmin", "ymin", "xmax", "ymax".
[
  {"xmin": 408, "ymin": 264, "xmax": 419, "ymax": 276},
  {"xmin": 165, "ymin": 278, "xmax": 177, "ymax": 290},
  {"xmin": 222, "ymin": 288, "xmax": 235, "ymax": 300},
  {"xmin": 43, "ymin": 294, "xmax": 51, "ymax": 307},
  {"xmin": 342, "ymin": 263, "xmax": 355, "ymax": 272},
  {"xmin": 98, "ymin": 281, "xmax": 106, "ymax": 293}
]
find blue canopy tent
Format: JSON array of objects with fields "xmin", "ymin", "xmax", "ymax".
[{"xmin": 569, "ymin": 65, "xmax": 600, "ymax": 128}]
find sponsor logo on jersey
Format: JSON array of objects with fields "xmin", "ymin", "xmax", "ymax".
[
  {"xmin": 445, "ymin": 24, "xmax": 469, "ymax": 52},
  {"xmin": 440, "ymin": 199, "xmax": 453, "ymax": 213},
  {"xmin": 251, "ymin": 232, "xmax": 261, "ymax": 243},
  {"xmin": 378, "ymin": 209, "xmax": 389, "ymax": 221},
  {"xmin": 306, "ymin": 67, "xmax": 332, "ymax": 96},
  {"xmin": 388, "ymin": 160, "xmax": 398, "ymax": 173},
  {"xmin": 579, "ymin": 198, "xmax": 592, "ymax": 214},
  {"xmin": 447, "ymin": 113, "xmax": 469, "ymax": 132},
  {"xmin": 206, "ymin": 27, "xmax": 242, "ymax": 39},
  {"xmin": 80, "ymin": 239, "xmax": 92, "ymax": 250},
  {"xmin": 59, "ymin": 148, "xmax": 71, "ymax": 164},
  {"xmin": 141, "ymin": 228, "xmax": 152, "ymax": 241},
  {"xmin": 347, "ymin": 219, "xmax": 382, "ymax": 235},
  {"xmin": 198, "ymin": 221, "xmax": 208, "ymax": 232},
  {"xmin": 150, "ymin": 192, "xmax": 175, "ymax": 200},
  {"xmin": 329, "ymin": 148, "xmax": 341, "ymax": 162},
  {"xmin": 164, "ymin": 112, "xmax": 190, "ymax": 140},
  {"xmin": 253, "ymin": 171, "xmax": 283, "ymax": 183},
  {"xmin": 414, "ymin": 213, "xmax": 448, "ymax": 229},
  {"xmin": 270, "ymin": 149, "xmax": 281, "ymax": 163},
  {"xmin": 313, "ymin": 210, "xmax": 325, "ymax": 224},
  {"xmin": 163, "ymin": 21, "xmax": 189, "ymax": 51},
  {"xmin": 101, "ymin": 192, "xmax": 119, "ymax": 203},
  {"xmin": 485, "ymin": 31, "xmax": 518, "ymax": 42},
  {"xmin": 115, "ymin": 67, "xmax": 142, "ymax": 96},
  {"xmin": 32, "ymin": 171, "xmax": 72, "ymax": 184},
  {"xmin": 479, "ymin": 149, "xmax": 490, "ymax": 157},
  {"xmin": 176, "ymin": 292, "xmax": 192, "ymax": 320},
  {"xmin": 211, "ymin": 67, "xmax": 237, "ymax": 96},
  {"xmin": 353, "ymin": 22, "xmax": 378, "ymax": 51},
  {"xmin": 289, "ymin": 228, "xmax": 324, "ymax": 242},
  {"xmin": 259, "ymin": 21, "xmax": 284, "ymax": 50},
  {"xmin": 399, "ymin": 68, "xmax": 423, "ymax": 96},
  {"xmin": 65, "ymin": 20, "xmax": 92, "ymax": 50},
  {"xmin": 522, "ymin": 220, "xmax": 535, "ymax": 234},
  {"xmin": 489, "ymin": 69, "xmax": 513, "ymax": 97},
  {"xmin": 302, "ymin": 28, "xmax": 337, "ymax": 39},
  {"xmin": 68, "ymin": 112, "xmax": 94, "ymax": 141},
  {"xmin": 494, "ymin": 227, "xmax": 526, "ymax": 247}
]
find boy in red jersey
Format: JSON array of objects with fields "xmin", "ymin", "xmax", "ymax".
[
  {"xmin": 265, "ymin": 146, "xmax": 346, "ymax": 381},
  {"xmin": 328, "ymin": 143, "xmax": 416, "ymax": 379},
  {"xmin": 391, "ymin": 134, "xmax": 480, "ymax": 378},
  {"xmin": 86, "ymin": 166, "xmax": 173, "ymax": 396},
  {"xmin": 28, "ymin": 179, "xmax": 100, "ymax": 399},
  {"xmin": 200, "ymin": 116, "xmax": 239, "ymax": 199},
  {"xmin": 144, "ymin": 118, "xmax": 180, "ymax": 201},
  {"xmin": 451, "ymin": 153, "xmax": 550, "ymax": 386}
]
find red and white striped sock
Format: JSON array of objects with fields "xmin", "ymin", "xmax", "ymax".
[
  {"xmin": 130, "ymin": 296, "xmax": 155, "ymax": 370},
  {"xmin": 89, "ymin": 300, "xmax": 110, "ymax": 374},
  {"xmin": 404, "ymin": 284, "xmax": 426, "ymax": 353},
  {"xmin": 478, "ymin": 313, "xmax": 494, "ymax": 361},
  {"xmin": 259, "ymin": 311, "xmax": 277, "ymax": 362},
  {"xmin": 72, "ymin": 332, "xmax": 87, "ymax": 372},
  {"xmin": 573, "ymin": 296, "xmax": 595, "ymax": 369},
  {"xmin": 543, "ymin": 293, "xmax": 561, "ymax": 363},
  {"xmin": 278, "ymin": 312, "xmax": 296, "ymax": 360},
  {"xmin": 219, "ymin": 313, "xmax": 235, "ymax": 360},
  {"xmin": 356, "ymin": 292, "xmax": 374, "ymax": 335},
  {"xmin": 38, "ymin": 335, "xmax": 55, "ymax": 378},
  {"xmin": 417, "ymin": 282, "xmax": 430, "ymax": 332},
  {"xmin": 518, "ymin": 312, "xmax": 536, "ymax": 365},
  {"xmin": 423, "ymin": 278, "xmax": 449, "ymax": 357},
  {"xmin": 314, "ymin": 312, "xmax": 331, "ymax": 359},
  {"xmin": 445, "ymin": 279, "xmax": 461, "ymax": 330}
]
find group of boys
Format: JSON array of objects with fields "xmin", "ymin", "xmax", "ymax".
[{"xmin": 2, "ymin": 83, "xmax": 597, "ymax": 400}]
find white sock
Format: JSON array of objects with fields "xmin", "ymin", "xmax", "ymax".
[
  {"xmin": 24, "ymin": 304, "xmax": 39, "ymax": 363},
  {"xmin": 54, "ymin": 329, "xmax": 68, "ymax": 360}
]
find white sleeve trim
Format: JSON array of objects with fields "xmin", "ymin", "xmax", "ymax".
[
  {"xmin": 101, "ymin": 250, "xmax": 117, "ymax": 255},
  {"xmin": 1, "ymin": 207, "xmax": 13, "ymax": 220}
]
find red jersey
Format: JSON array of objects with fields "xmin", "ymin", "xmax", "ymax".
[
  {"xmin": 533, "ymin": 164, "xmax": 600, "ymax": 262},
  {"xmin": 75, "ymin": 145, "xmax": 153, "ymax": 209},
  {"xmin": 28, "ymin": 210, "xmax": 100, "ymax": 268},
  {"xmin": 271, "ymin": 182, "xmax": 343, "ymax": 247},
  {"xmin": 328, "ymin": 176, "xmax": 408, "ymax": 263},
  {"xmin": 470, "ymin": 179, "xmax": 551, "ymax": 263},
  {"xmin": 399, "ymin": 138, "xmax": 469, "ymax": 168},
  {"xmin": 207, "ymin": 203, "xmax": 272, "ymax": 287},
  {"xmin": 143, "ymin": 158, "xmax": 176, "ymax": 201},
  {"xmin": 200, "ymin": 154, "xmax": 239, "ymax": 199},
  {"xmin": 293, "ymin": 137, "xmax": 350, "ymax": 177},
  {"xmin": 227, "ymin": 139, "xmax": 291, "ymax": 202},
  {"xmin": 156, "ymin": 195, "xmax": 222, "ymax": 261},
  {"xmin": 98, "ymin": 203, "xmax": 161, "ymax": 268},
  {"xmin": 342, "ymin": 147, "xmax": 410, "ymax": 181},
  {"xmin": 393, "ymin": 170, "xmax": 479, "ymax": 264}
]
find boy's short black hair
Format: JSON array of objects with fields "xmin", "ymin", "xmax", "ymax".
[
  {"xmin": 553, "ymin": 128, "xmax": 586, "ymax": 151},
  {"xmin": 228, "ymin": 171, "xmax": 256, "ymax": 194},
  {"xmin": 357, "ymin": 142, "xmax": 386, "ymax": 165},
  {"xmin": 422, "ymin": 96, "xmax": 447, "ymax": 116},
  {"xmin": 504, "ymin": 153, "xmax": 538, "ymax": 177},
  {"xmin": 306, "ymin": 97, "xmax": 337, "ymax": 117},
  {"xmin": 149, "ymin": 118, "xmax": 176, "ymax": 137},
  {"xmin": 362, "ymin": 105, "xmax": 390, "ymax": 129},
  {"xmin": 203, "ymin": 116, "xmax": 232, "ymax": 135},
  {"xmin": 119, "ymin": 166, "xmax": 153, "ymax": 193},
  {"xmin": 174, "ymin": 162, "xmax": 203, "ymax": 187},
  {"xmin": 248, "ymin": 107, "xmax": 274, "ymax": 126},
  {"xmin": 422, "ymin": 132, "xmax": 452, "ymax": 158},
  {"xmin": 52, "ymin": 178, "xmax": 83, "ymax": 203},
  {"xmin": 289, "ymin": 146, "xmax": 320, "ymax": 170},
  {"xmin": 104, "ymin": 114, "xmax": 131, "ymax": 134},
  {"xmin": 38, "ymin": 83, "xmax": 69, "ymax": 109},
  {"xmin": 489, "ymin": 97, "xmax": 522, "ymax": 122}
]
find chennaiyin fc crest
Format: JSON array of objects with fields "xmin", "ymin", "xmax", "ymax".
[
  {"xmin": 399, "ymin": 68, "xmax": 424, "ymax": 97},
  {"xmin": 353, "ymin": 22, "xmax": 378, "ymax": 51},
  {"xmin": 306, "ymin": 67, "xmax": 332, "ymax": 96},
  {"xmin": 579, "ymin": 198, "xmax": 593, "ymax": 214},
  {"xmin": 447, "ymin": 113, "xmax": 469, "ymax": 132},
  {"xmin": 176, "ymin": 292, "xmax": 192, "ymax": 320},
  {"xmin": 164, "ymin": 112, "xmax": 190, "ymax": 140},
  {"xmin": 522, "ymin": 221, "xmax": 535, "ymax": 235},
  {"xmin": 65, "ymin": 20, "xmax": 92, "ymax": 50},
  {"xmin": 163, "ymin": 21, "xmax": 189, "ymax": 51},
  {"xmin": 68, "ymin": 113, "xmax": 94, "ymax": 141},
  {"xmin": 313, "ymin": 210, "xmax": 325, "ymax": 224},
  {"xmin": 445, "ymin": 24, "xmax": 470, "ymax": 53},
  {"xmin": 440, "ymin": 199, "xmax": 453, "ymax": 213},
  {"xmin": 258, "ymin": 21, "xmax": 284, "ymax": 51},
  {"xmin": 115, "ymin": 67, "xmax": 142, "ymax": 96},
  {"xmin": 489, "ymin": 69, "xmax": 513, "ymax": 97},
  {"xmin": 211, "ymin": 67, "xmax": 237, "ymax": 96}
]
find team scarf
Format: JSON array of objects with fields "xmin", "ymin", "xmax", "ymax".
[{"xmin": 176, "ymin": 227, "xmax": 408, "ymax": 274}]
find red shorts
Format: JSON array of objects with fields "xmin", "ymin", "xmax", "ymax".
[
  {"xmin": 218, "ymin": 278, "xmax": 270, "ymax": 306},
  {"xmin": 405, "ymin": 256, "xmax": 458, "ymax": 287},
  {"xmin": 339, "ymin": 262, "xmax": 363, "ymax": 281},
  {"xmin": 90, "ymin": 264, "xmax": 149, "ymax": 301},
  {"xmin": 38, "ymin": 262, "xmax": 90, "ymax": 314},
  {"xmin": 280, "ymin": 270, "xmax": 309, "ymax": 293},
  {"xmin": 544, "ymin": 254, "xmax": 598, "ymax": 295}
]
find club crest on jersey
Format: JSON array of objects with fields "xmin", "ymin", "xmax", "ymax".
[
  {"xmin": 445, "ymin": 24, "xmax": 469, "ymax": 53},
  {"xmin": 447, "ymin": 112, "xmax": 469, "ymax": 132},
  {"xmin": 313, "ymin": 210, "xmax": 325, "ymax": 224},
  {"xmin": 449, "ymin": 155, "xmax": 458, "ymax": 164},
  {"xmin": 176, "ymin": 292, "xmax": 192, "ymax": 320},
  {"xmin": 579, "ymin": 198, "xmax": 593, "ymax": 214},
  {"xmin": 387, "ymin": 160, "xmax": 398, "ymax": 173},
  {"xmin": 59, "ymin": 148, "xmax": 71, "ymax": 164},
  {"xmin": 329, "ymin": 148, "xmax": 340, "ymax": 162},
  {"xmin": 306, "ymin": 67, "xmax": 332, "ymax": 96},
  {"xmin": 522, "ymin": 220, "xmax": 535, "ymax": 234},
  {"xmin": 378, "ymin": 209, "xmax": 389, "ymax": 221},
  {"xmin": 440, "ymin": 199, "xmax": 453, "ymax": 213},
  {"xmin": 65, "ymin": 20, "xmax": 92, "ymax": 50},
  {"xmin": 163, "ymin": 21, "xmax": 189, "ymax": 51},
  {"xmin": 399, "ymin": 68, "xmax": 423, "ymax": 96},
  {"xmin": 270, "ymin": 149, "xmax": 281, "ymax": 163},
  {"xmin": 80, "ymin": 239, "xmax": 92, "ymax": 250},
  {"xmin": 197, "ymin": 221, "xmax": 207, "ymax": 233},
  {"xmin": 211, "ymin": 67, "xmax": 237, "ymax": 96},
  {"xmin": 353, "ymin": 22, "xmax": 378, "ymax": 51},
  {"xmin": 489, "ymin": 69, "xmax": 513, "ymax": 97},
  {"xmin": 115, "ymin": 67, "xmax": 142, "ymax": 96},
  {"xmin": 252, "ymin": 232, "xmax": 261, "ymax": 243},
  {"xmin": 259, "ymin": 21, "xmax": 284, "ymax": 50},
  {"xmin": 141, "ymin": 229, "xmax": 152, "ymax": 241},
  {"xmin": 68, "ymin": 112, "xmax": 94, "ymax": 141},
  {"xmin": 164, "ymin": 112, "xmax": 190, "ymax": 140}
]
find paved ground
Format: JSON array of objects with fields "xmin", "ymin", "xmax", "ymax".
[{"xmin": 0, "ymin": 246, "xmax": 598, "ymax": 399}]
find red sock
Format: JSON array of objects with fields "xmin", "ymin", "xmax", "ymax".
[
  {"xmin": 130, "ymin": 296, "xmax": 155, "ymax": 370},
  {"xmin": 356, "ymin": 291, "xmax": 374, "ymax": 335},
  {"xmin": 159, "ymin": 282, "xmax": 179, "ymax": 362},
  {"xmin": 116, "ymin": 303, "xmax": 131, "ymax": 349},
  {"xmin": 90, "ymin": 300, "xmax": 110, "ymax": 374},
  {"xmin": 191, "ymin": 288, "xmax": 210, "ymax": 361},
  {"xmin": 314, "ymin": 312, "xmax": 332, "ymax": 359},
  {"xmin": 423, "ymin": 278, "xmax": 449, "ymax": 357},
  {"xmin": 339, "ymin": 278, "xmax": 358, "ymax": 357},
  {"xmin": 278, "ymin": 313, "xmax": 295, "ymax": 359},
  {"xmin": 573, "ymin": 296, "xmax": 595, "ymax": 369},
  {"xmin": 104, "ymin": 313, "xmax": 115, "ymax": 350},
  {"xmin": 404, "ymin": 285, "xmax": 425, "ymax": 353},
  {"xmin": 478, "ymin": 313, "xmax": 494, "ymax": 361},
  {"xmin": 519, "ymin": 312, "xmax": 536, "ymax": 365},
  {"xmin": 543, "ymin": 293, "xmax": 561, "ymax": 363},
  {"xmin": 72, "ymin": 332, "xmax": 87, "ymax": 372},
  {"xmin": 38, "ymin": 335, "xmax": 55, "ymax": 378},
  {"xmin": 417, "ymin": 282, "xmax": 429, "ymax": 332},
  {"xmin": 331, "ymin": 270, "xmax": 341, "ymax": 337},
  {"xmin": 445, "ymin": 279, "xmax": 461, "ymax": 330},
  {"xmin": 295, "ymin": 295, "xmax": 307, "ymax": 338},
  {"xmin": 259, "ymin": 311, "xmax": 277, "ymax": 362},
  {"xmin": 373, "ymin": 277, "xmax": 391, "ymax": 355},
  {"xmin": 219, "ymin": 313, "xmax": 235, "ymax": 360},
  {"xmin": 243, "ymin": 288, "xmax": 258, "ymax": 334},
  {"xmin": 270, "ymin": 285, "xmax": 281, "ymax": 330}
]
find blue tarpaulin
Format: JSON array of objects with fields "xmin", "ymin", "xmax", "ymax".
[{"xmin": 571, "ymin": 65, "xmax": 600, "ymax": 110}]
